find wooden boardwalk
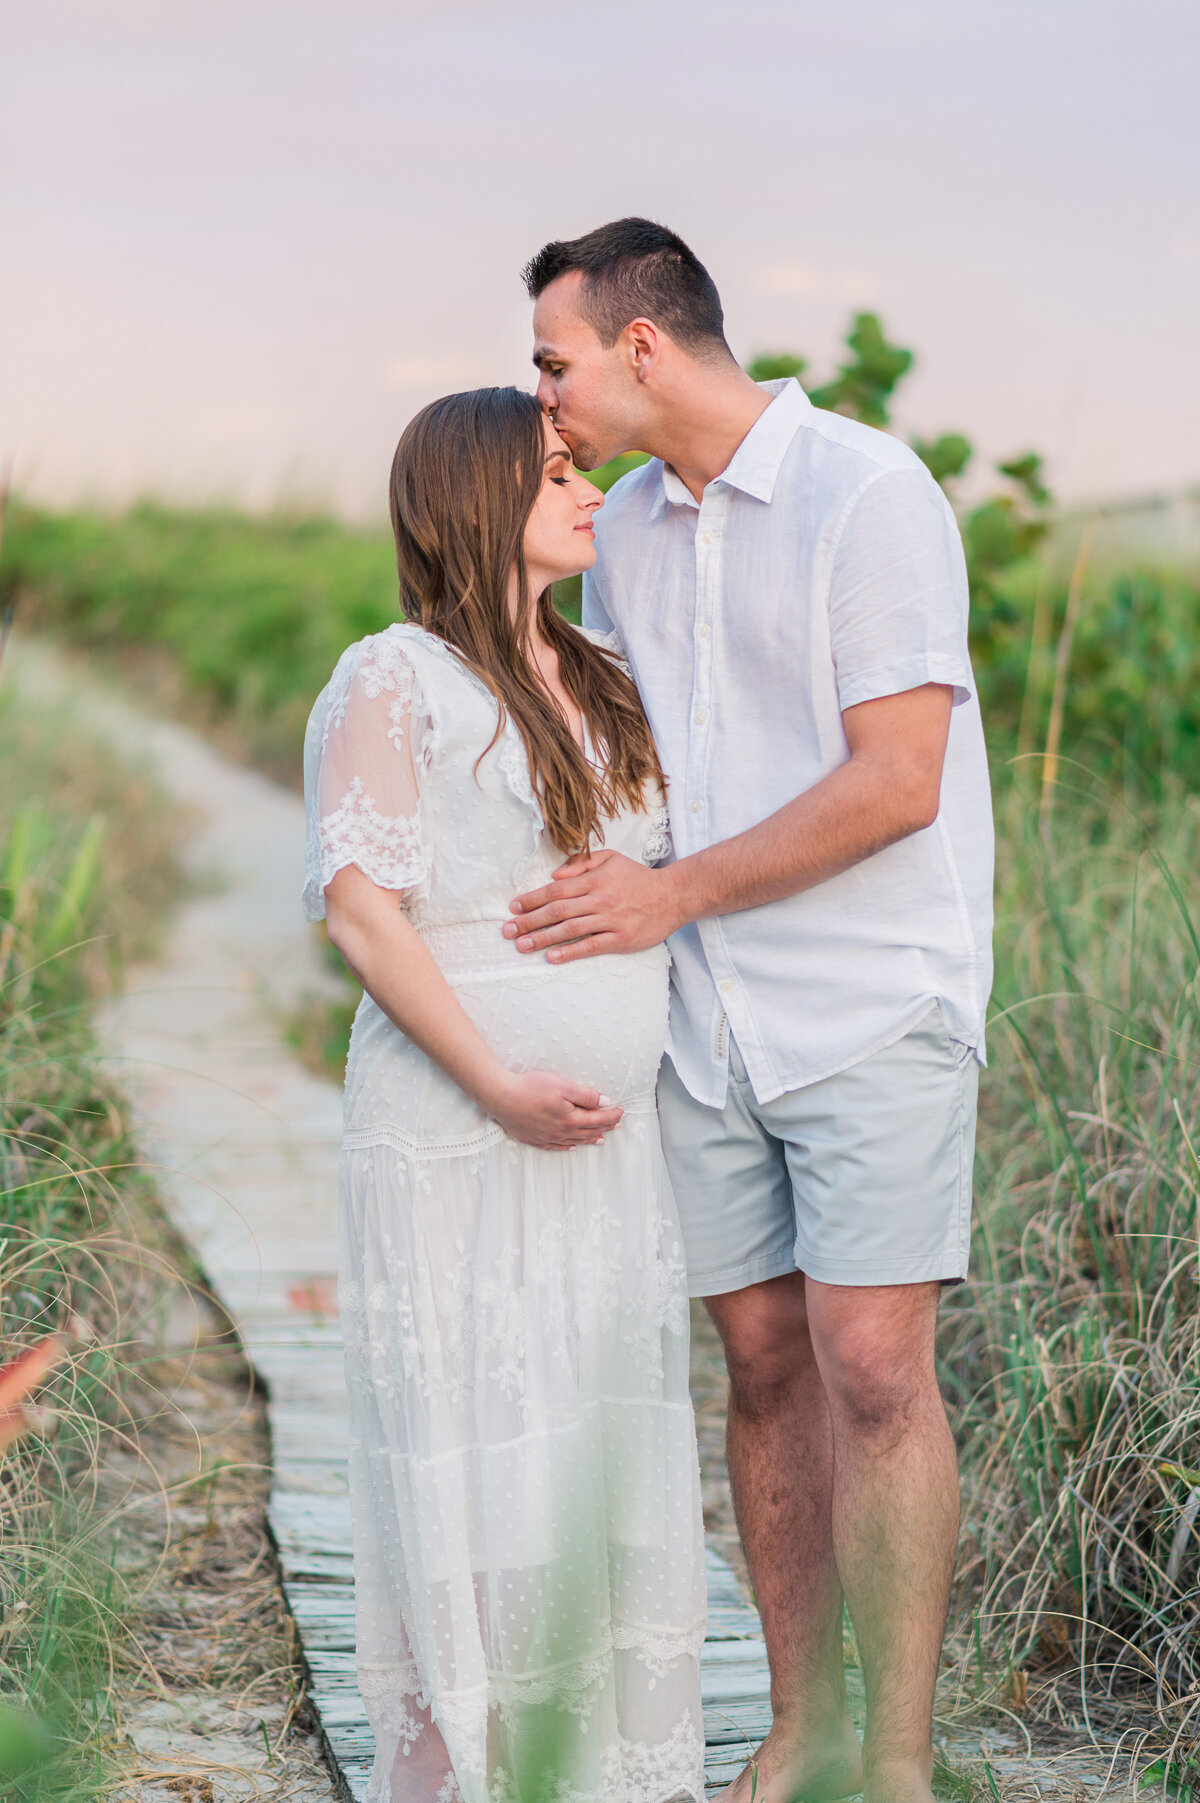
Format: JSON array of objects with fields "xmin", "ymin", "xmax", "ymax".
[
  {"xmin": 14, "ymin": 641, "xmax": 772, "ymax": 1801},
  {"xmin": 252, "ymin": 1280, "xmax": 771, "ymax": 1800}
]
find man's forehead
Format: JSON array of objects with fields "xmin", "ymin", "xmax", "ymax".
[{"xmin": 532, "ymin": 271, "xmax": 595, "ymax": 353}]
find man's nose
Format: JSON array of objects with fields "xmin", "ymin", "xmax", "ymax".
[{"xmin": 535, "ymin": 372, "xmax": 557, "ymax": 411}]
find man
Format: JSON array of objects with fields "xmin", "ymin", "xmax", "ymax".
[{"xmin": 506, "ymin": 218, "xmax": 993, "ymax": 1803}]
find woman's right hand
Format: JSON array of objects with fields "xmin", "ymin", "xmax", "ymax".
[{"xmin": 484, "ymin": 1069, "xmax": 625, "ymax": 1151}]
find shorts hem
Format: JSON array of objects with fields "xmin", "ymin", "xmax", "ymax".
[
  {"xmin": 793, "ymin": 1246, "xmax": 970, "ymax": 1288},
  {"xmin": 686, "ymin": 1248, "xmax": 799, "ymax": 1301}
]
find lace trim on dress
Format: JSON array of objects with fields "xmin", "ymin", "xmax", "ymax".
[
  {"xmin": 319, "ymin": 776, "xmax": 430, "ymax": 893},
  {"xmin": 358, "ymin": 1662, "xmax": 429, "ymax": 1761},
  {"xmin": 642, "ymin": 797, "xmax": 672, "ymax": 866},
  {"xmin": 487, "ymin": 1708, "xmax": 705, "ymax": 1803},
  {"xmin": 577, "ymin": 626, "xmax": 634, "ymax": 680},
  {"xmin": 617, "ymin": 1708, "xmax": 706, "ymax": 1803},
  {"xmin": 610, "ymin": 1620, "xmax": 707, "ymax": 1683},
  {"xmin": 360, "ymin": 1660, "xmax": 705, "ymax": 1801}
]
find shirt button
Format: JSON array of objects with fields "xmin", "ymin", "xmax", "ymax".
[
  {"xmin": 690, "ymin": 800, "xmax": 701, "ymax": 813},
  {"xmin": 698, "ymin": 623, "xmax": 711, "ymax": 638},
  {"xmin": 701, "ymin": 531, "xmax": 715, "ymax": 547},
  {"xmin": 694, "ymin": 709, "xmax": 708, "ymax": 725},
  {"xmin": 720, "ymin": 979, "xmax": 733, "ymax": 994}
]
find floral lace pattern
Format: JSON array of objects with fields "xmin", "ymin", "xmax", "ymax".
[
  {"xmin": 318, "ymin": 775, "xmax": 429, "ymax": 893},
  {"xmin": 304, "ymin": 622, "xmax": 704, "ymax": 1803},
  {"xmin": 304, "ymin": 621, "xmax": 672, "ymax": 924},
  {"xmin": 358, "ymin": 1658, "xmax": 705, "ymax": 1803},
  {"xmin": 642, "ymin": 800, "xmax": 672, "ymax": 867}
]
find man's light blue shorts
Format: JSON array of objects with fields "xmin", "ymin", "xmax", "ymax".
[{"xmin": 656, "ymin": 1001, "xmax": 979, "ymax": 1295}]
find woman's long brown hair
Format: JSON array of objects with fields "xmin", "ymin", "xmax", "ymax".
[{"xmin": 388, "ymin": 387, "xmax": 664, "ymax": 855}]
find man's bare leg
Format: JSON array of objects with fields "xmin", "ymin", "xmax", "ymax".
[
  {"xmin": 705, "ymin": 1272, "xmax": 862, "ymax": 1803},
  {"xmin": 805, "ymin": 1280, "xmax": 957, "ymax": 1803}
]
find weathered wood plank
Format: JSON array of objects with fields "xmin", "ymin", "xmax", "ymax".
[
  {"xmin": 279, "ymin": 1527, "xmax": 770, "ymax": 1792},
  {"xmin": 256, "ymin": 1260, "xmax": 771, "ymax": 1795}
]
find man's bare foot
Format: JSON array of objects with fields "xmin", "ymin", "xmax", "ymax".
[
  {"xmin": 717, "ymin": 1720, "xmax": 863, "ymax": 1803},
  {"xmin": 861, "ymin": 1758, "xmax": 935, "ymax": 1803}
]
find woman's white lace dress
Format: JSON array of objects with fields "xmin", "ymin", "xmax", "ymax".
[{"xmin": 302, "ymin": 622, "xmax": 707, "ymax": 1803}]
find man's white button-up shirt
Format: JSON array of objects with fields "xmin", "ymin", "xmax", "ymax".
[{"xmin": 582, "ymin": 377, "xmax": 994, "ymax": 1109}]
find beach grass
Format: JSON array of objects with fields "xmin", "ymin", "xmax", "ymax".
[
  {"xmin": 939, "ymin": 763, "xmax": 1200, "ymax": 1747},
  {"xmin": 0, "ymin": 684, "xmax": 193, "ymax": 1798}
]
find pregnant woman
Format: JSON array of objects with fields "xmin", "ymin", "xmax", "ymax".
[{"xmin": 302, "ymin": 388, "xmax": 706, "ymax": 1803}]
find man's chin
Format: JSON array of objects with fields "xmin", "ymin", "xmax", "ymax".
[{"xmin": 556, "ymin": 429, "xmax": 604, "ymax": 472}]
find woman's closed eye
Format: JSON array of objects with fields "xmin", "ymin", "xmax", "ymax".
[{"xmin": 550, "ymin": 476, "xmax": 569, "ymax": 487}]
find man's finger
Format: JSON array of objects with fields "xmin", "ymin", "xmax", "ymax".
[
  {"xmin": 513, "ymin": 914, "xmax": 608, "ymax": 953},
  {"xmin": 506, "ymin": 889, "xmax": 598, "ymax": 938},
  {"xmin": 510, "ymin": 854, "xmax": 611, "ymax": 912},
  {"xmin": 508, "ymin": 880, "xmax": 559, "ymax": 915},
  {"xmin": 545, "ymin": 932, "xmax": 619, "ymax": 965}
]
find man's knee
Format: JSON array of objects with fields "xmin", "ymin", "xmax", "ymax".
[
  {"xmin": 806, "ymin": 1281, "xmax": 943, "ymax": 1446},
  {"xmin": 704, "ymin": 1272, "xmax": 817, "ymax": 1407}
]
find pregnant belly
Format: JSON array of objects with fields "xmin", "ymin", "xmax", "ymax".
[{"xmin": 343, "ymin": 923, "xmax": 669, "ymax": 1150}]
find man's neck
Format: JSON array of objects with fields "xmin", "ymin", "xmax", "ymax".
[{"xmin": 640, "ymin": 365, "xmax": 773, "ymax": 503}]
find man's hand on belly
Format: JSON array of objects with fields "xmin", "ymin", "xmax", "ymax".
[{"xmin": 504, "ymin": 850, "xmax": 686, "ymax": 962}]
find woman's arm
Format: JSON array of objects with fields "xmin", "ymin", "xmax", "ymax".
[{"xmin": 324, "ymin": 864, "xmax": 624, "ymax": 1150}]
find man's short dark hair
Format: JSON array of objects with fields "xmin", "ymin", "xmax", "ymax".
[{"xmin": 523, "ymin": 217, "xmax": 731, "ymax": 359}]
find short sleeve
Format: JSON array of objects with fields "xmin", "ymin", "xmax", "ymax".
[
  {"xmin": 301, "ymin": 633, "xmax": 432, "ymax": 922},
  {"xmin": 827, "ymin": 466, "xmax": 974, "ymax": 714}
]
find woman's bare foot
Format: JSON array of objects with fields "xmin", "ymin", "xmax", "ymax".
[{"xmin": 717, "ymin": 1719, "xmax": 864, "ymax": 1803}]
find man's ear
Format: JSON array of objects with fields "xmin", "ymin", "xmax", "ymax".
[{"xmin": 624, "ymin": 318, "xmax": 660, "ymax": 382}]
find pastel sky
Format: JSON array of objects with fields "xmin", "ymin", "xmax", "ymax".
[{"xmin": 2, "ymin": 0, "xmax": 1197, "ymax": 516}]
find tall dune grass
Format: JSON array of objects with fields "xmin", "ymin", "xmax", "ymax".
[
  {"xmin": 0, "ymin": 689, "xmax": 190, "ymax": 1798},
  {"xmin": 941, "ymin": 765, "xmax": 1200, "ymax": 1757}
]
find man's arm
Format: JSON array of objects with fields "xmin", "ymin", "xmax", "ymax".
[{"xmin": 504, "ymin": 681, "xmax": 954, "ymax": 962}]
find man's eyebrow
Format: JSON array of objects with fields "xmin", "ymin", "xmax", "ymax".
[{"xmin": 532, "ymin": 346, "xmax": 561, "ymax": 369}]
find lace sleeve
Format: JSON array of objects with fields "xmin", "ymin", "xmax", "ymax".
[
  {"xmin": 575, "ymin": 623, "xmax": 633, "ymax": 679},
  {"xmin": 302, "ymin": 633, "xmax": 433, "ymax": 922}
]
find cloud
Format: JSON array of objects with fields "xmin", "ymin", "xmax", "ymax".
[
  {"xmin": 753, "ymin": 261, "xmax": 879, "ymax": 304},
  {"xmin": 380, "ymin": 353, "xmax": 489, "ymax": 390}
]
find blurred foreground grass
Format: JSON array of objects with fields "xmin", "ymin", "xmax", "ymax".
[
  {"xmin": 4, "ymin": 498, "xmax": 1200, "ymax": 1765},
  {"xmin": 0, "ymin": 685, "xmax": 193, "ymax": 1798}
]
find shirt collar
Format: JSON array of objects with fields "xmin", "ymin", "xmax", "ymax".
[{"xmin": 651, "ymin": 376, "xmax": 811, "ymax": 515}]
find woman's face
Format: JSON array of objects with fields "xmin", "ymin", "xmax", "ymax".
[{"xmin": 521, "ymin": 417, "xmax": 604, "ymax": 590}]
